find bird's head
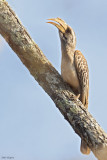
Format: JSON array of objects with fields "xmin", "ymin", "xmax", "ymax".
[{"xmin": 47, "ymin": 17, "xmax": 76, "ymax": 52}]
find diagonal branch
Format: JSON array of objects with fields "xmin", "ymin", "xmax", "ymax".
[{"xmin": 0, "ymin": 0, "xmax": 107, "ymax": 159}]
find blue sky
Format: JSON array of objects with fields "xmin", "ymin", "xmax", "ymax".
[{"xmin": 0, "ymin": 0, "xmax": 107, "ymax": 159}]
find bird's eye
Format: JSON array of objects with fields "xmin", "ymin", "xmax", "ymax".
[{"xmin": 66, "ymin": 27, "xmax": 71, "ymax": 34}]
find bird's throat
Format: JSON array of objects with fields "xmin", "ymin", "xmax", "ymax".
[{"xmin": 61, "ymin": 46, "xmax": 75, "ymax": 63}]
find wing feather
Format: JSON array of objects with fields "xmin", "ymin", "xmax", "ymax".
[{"xmin": 74, "ymin": 50, "xmax": 89, "ymax": 108}]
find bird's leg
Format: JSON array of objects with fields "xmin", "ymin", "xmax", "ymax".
[
  {"xmin": 72, "ymin": 87, "xmax": 80, "ymax": 100},
  {"xmin": 75, "ymin": 94, "xmax": 80, "ymax": 100},
  {"xmin": 70, "ymin": 87, "xmax": 80, "ymax": 100}
]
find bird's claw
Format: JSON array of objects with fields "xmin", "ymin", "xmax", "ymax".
[{"xmin": 75, "ymin": 94, "xmax": 80, "ymax": 100}]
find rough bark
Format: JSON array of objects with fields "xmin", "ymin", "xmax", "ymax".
[{"xmin": 0, "ymin": 0, "xmax": 107, "ymax": 159}]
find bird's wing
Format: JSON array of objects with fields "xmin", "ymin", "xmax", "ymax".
[{"xmin": 74, "ymin": 50, "xmax": 89, "ymax": 108}]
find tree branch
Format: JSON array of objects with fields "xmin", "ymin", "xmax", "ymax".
[{"xmin": 0, "ymin": 0, "xmax": 107, "ymax": 159}]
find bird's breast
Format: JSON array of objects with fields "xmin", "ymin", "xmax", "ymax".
[{"xmin": 61, "ymin": 58, "xmax": 80, "ymax": 90}]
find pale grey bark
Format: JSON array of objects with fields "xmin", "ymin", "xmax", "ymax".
[{"xmin": 0, "ymin": 0, "xmax": 107, "ymax": 159}]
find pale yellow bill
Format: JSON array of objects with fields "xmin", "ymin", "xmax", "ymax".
[{"xmin": 47, "ymin": 17, "xmax": 67, "ymax": 33}]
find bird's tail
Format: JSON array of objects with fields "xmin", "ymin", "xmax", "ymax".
[{"xmin": 80, "ymin": 140, "xmax": 90, "ymax": 155}]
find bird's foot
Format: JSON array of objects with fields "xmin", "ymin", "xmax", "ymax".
[{"xmin": 75, "ymin": 94, "xmax": 80, "ymax": 100}]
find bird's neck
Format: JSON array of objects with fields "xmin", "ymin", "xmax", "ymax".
[{"xmin": 61, "ymin": 45, "xmax": 75, "ymax": 62}]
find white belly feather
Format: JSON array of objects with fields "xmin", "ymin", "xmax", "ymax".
[{"xmin": 61, "ymin": 58, "xmax": 80, "ymax": 90}]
